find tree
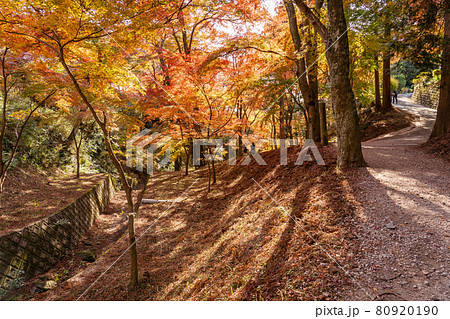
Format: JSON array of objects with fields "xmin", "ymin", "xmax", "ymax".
[
  {"xmin": 430, "ymin": 0, "xmax": 450, "ymax": 138},
  {"xmin": 72, "ymin": 119, "xmax": 94, "ymax": 179},
  {"xmin": 382, "ymin": 21, "xmax": 393, "ymax": 111},
  {"xmin": 0, "ymin": 46, "xmax": 56, "ymax": 192},
  {"xmin": 294, "ymin": 0, "xmax": 365, "ymax": 167},
  {"xmin": 284, "ymin": 0, "xmax": 322, "ymax": 142},
  {"xmin": 374, "ymin": 53, "xmax": 382, "ymax": 111},
  {"xmin": 0, "ymin": 0, "xmax": 173, "ymax": 287}
]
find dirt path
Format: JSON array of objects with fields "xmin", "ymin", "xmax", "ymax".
[{"xmin": 345, "ymin": 95, "xmax": 449, "ymax": 300}]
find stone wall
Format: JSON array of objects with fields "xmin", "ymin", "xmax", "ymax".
[
  {"xmin": 0, "ymin": 175, "xmax": 114, "ymax": 290},
  {"xmin": 412, "ymin": 80, "xmax": 440, "ymax": 109}
]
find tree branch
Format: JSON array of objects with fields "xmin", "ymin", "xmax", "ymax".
[
  {"xmin": 242, "ymin": 46, "xmax": 296, "ymax": 61},
  {"xmin": 5, "ymin": 31, "xmax": 60, "ymax": 55},
  {"xmin": 292, "ymin": 0, "xmax": 328, "ymax": 40}
]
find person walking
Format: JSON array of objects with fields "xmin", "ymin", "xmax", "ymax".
[
  {"xmin": 250, "ymin": 142, "xmax": 256, "ymax": 155},
  {"xmin": 392, "ymin": 90, "xmax": 398, "ymax": 104}
]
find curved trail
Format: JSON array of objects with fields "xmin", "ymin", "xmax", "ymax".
[{"xmin": 345, "ymin": 95, "xmax": 449, "ymax": 300}]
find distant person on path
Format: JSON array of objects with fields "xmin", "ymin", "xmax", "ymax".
[
  {"xmin": 250, "ymin": 142, "xmax": 256, "ymax": 155},
  {"xmin": 392, "ymin": 90, "xmax": 398, "ymax": 104}
]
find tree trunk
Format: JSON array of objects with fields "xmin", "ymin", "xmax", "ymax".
[
  {"xmin": 207, "ymin": 161, "xmax": 211, "ymax": 193},
  {"xmin": 58, "ymin": 47, "xmax": 139, "ymax": 286},
  {"xmin": 319, "ymin": 102, "xmax": 328, "ymax": 146},
  {"xmin": 320, "ymin": 0, "xmax": 365, "ymax": 167},
  {"xmin": 237, "ymin": 102, "xmax": 244, "ymax": 157},
  {"xmin": 184, "ymin": 150, "xmax": 190, "ymax": 175},
  {"xmin": 430, "ymin": 2, "xmax": 450, "ymax": 138},
  {"xmin": 76, "ymin": 145, "xmax": 80, "ymax": 178},
  {"xmin": 128, "ymin": 213, "xmax": 138, "ymax": 288},
  {"xmin": 374, "ymin": 53, "xmax": 381, "ymax": 112},
  {"xmin": 284, "ymin": 0, "xmax": 320, "ymax": 142},
  {"xmin": 280, "ymin": 97, "xmax": 286, "ymax": 140},
  {"xmin": 174, "ymin": 155, "xmax": 182, "ymax": 171},
  {"xmin": 212, "ymin": 157, "xmax": 216, "ymax": 185},
  {"xmin": 238, "ymin": 134, "xmax": 243, "ymax": 157},
  {"xmin": 134, "ymin": 173, "xmax": 150, "ymax": 219},
  {"xmin": 0, "ymin": 176, "xmax": 5, "ymax": 194},
  {"xmin": 184, "ymin": 138, "xmax": 192, "ymax": 176},
  {"xmin": 382, "ymin": 26, "xmax": 392, "ymax": 111},
  {"xmin": 74, "ymin": 131, "xmax": 82, "ymax": 179},
  {"xmin": 272, "ymin": 114, "xmax": 277, "ymax": 147},
  {"xmin": 305, "ymin": 27, "xmax": 321, "ymax": 142},
  {"xmin": 0, "ymin": 48, "xmax": 9, "ymax": 193}
]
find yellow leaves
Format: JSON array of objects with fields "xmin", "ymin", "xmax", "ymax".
[
  {"xmin": 55, "ymin": 98, "xmax": 72, "ymax": 114},
  {"xmin": 9, "ymin": 109, "xmax": 37, "ymax": 121}
]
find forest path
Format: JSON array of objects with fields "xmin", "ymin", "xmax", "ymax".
[{"xmin": 345, "ymin": 95, "xmax": 450, "ymax": 300}]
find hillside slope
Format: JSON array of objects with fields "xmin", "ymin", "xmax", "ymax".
[{"xmin": 26, "ymin": 145, "xmax": 363, "ymax": 301}]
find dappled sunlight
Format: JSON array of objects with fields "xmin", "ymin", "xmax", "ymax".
[
  {"xmin": 25, "ymin": 145, "xmax": 357, "ymax": 301},
  {"xmin": 343, "ymin": 97, "xmax": 450, "ymax": 300},
  {"xmin": 366, "ymin": 167, "xmax": 449, "ymax": 221}
]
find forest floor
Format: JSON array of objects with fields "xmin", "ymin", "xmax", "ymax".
[
  {"xmin": 14, "ymin": 145, "xmax": 363, "ymax": 301},
  {"xmin": 360, "ymin": 105, "xmax": 417, "ymax": 142},
  {"xmin": 4, "ymin": 96, "xmax": 448, "ymax": 301},
  {"xmin": 421, "ymin": 133, "xmax": 450, "ymax": 163},
  {"xmin": 343, "ymin": 95, "xmax": 449, "ymax": 300},
  {"xmin": 0, "ymin": 170, "xmax": 105, "ymax": 236}
]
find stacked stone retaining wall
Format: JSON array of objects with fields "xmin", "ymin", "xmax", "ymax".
[
  {"xmin": 412, "ymin": 80, "xmax": 440, "ymax": 109},
  {"xmin": 0, "ymin": 175, "xmax": 114, "ymax": 290}
]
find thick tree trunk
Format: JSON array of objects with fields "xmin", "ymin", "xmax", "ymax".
[
  {"xmin": 324, "ymin": 0, "xmax": 365, "ymax": 167},
  {"xmin": 284, "ymin": 0, "xmax": 320, "ymax": 142},
  {"xmin": 374, "ymin": 53, "xmax": 381, "ymax": 111},
  {"xmin": 174, "ymin": 155, "xmax": 182, "ymax": 171},
  {"xmin": 306, "ymin": 27, "xmax": 321, "ymax": 142},
  {"xmin": 307, "ymin": 99, "xmax": 319, "ymax": 141},
  {"xmin": 430, "ymin": 3, "xmax": 450, "ymax": 138}
]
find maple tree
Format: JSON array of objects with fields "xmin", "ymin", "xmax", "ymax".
[
  {"xmin": 0, "ymin": 0, "xmax": 179, "ymax": 287},
  {"xmin": 1, "ymin": 0, "xmax": 448, "ymax": 296}
]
